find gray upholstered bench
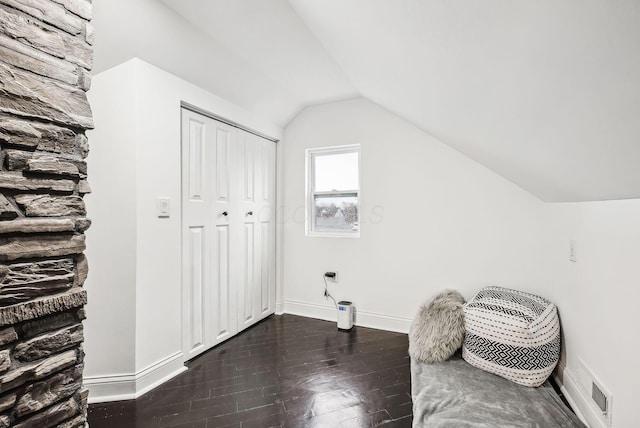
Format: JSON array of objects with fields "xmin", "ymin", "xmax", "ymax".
[
  {"xmin": 411, "ymin": 352, "xmax": 585, "ymax": 427},
  {"xmin": 409, "ymin": 288, "xmax": 585, "ymax": 427}
]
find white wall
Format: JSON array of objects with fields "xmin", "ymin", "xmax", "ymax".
[
  {"xmin": 542, "ymin": 200, "xmax": 640, "ymax": 428},
  {"xmin": 84, "ymin": 61, "xmax": 138, "ymax": 382},
  {"xmin": 84, "ymin": 58, "xmax": 282, "ymax": 402},
  {"xmin": 282, "ymin": 98, "xmax": 546, "ymax": 331}
]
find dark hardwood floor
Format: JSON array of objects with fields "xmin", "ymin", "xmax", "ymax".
[{"xmin": 88, "ymin": 314, "xmax": 413, "ymax": 428}]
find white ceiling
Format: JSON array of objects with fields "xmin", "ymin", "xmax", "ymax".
[
  {"xmin": 158, "ymin": 0, "xmax": 356, "ymax": 107},
  {"xmin": 92, "ymin": 0, "xmax": 351, "ymax": 126},
  {"xmin": 93, "ymin": 0, "xmax": 640, "ymax": 202}
]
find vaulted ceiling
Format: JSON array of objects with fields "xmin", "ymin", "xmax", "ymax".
[{"xmin": 92, "ymin": 0, "xmax": 640, "ymax": 202}]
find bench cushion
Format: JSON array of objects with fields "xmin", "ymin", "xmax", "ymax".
[{"xmin": 411, "ymin": 354, "xmax": 585, "ymax": 427}]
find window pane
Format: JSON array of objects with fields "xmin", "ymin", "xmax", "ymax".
[
  {"xmin": 314, "ymin": 152, "xmax": 358, "ymax": 192},
  {"xmin": 314, "ymin": 195, "xmax": 359, "ymax": 233}
]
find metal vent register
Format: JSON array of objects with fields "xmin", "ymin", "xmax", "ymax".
[{"xmin": 592, "ymin": 381, "xmax": 608, "ymax": 414}]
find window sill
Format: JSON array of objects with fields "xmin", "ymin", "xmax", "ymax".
[{"xmin": 306, "ymin": 231, "xmax": 360, "ymax": 239}]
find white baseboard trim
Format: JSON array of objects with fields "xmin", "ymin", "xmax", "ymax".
[
  {"xmin": 276, "ymin": 301, "xmax": 285, "ymax": 315},
  {"xmin": 84, "ymin": 351, "xmax": 187, "ymax": 404},
  {"xmin": 556, "ymin": 368, "xmax": 606, "ymax": 428},
  {"xmin": 283, "ymin": 300, "xmax": 412, "ymax": 333},
  {"xmin": 135, "ymin": 351, "xmax": 187, "ymax": 398},
  {"xmin": 84, "ymin": 373, "xmax": 135, "ymax": 403}
]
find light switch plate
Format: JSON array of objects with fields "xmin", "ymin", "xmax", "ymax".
[{"xmin": 157, "ymin": 197, "xmax": 170, "ymax": 218}]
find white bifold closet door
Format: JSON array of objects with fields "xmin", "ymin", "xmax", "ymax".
[
  {"xmin": 237, "ymin": 130, "xmax": 277, "ymax": 331},
  {"xmin": 181, "ymin": 108, "xmax": 276, "ymax": 361}
]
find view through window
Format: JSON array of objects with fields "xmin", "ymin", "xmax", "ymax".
[{"xmin": 307, "ymin": 146, "xmax": 360, "ymax": 236}]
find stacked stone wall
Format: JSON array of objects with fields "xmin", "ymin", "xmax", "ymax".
[{"xmin": 0, "ymin": 0, "xmax": 93, "ymax": 426}]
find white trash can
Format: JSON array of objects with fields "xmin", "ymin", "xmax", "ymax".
[{"xmin": 337, "ymin": 301, "xmax": 354, "ymax": 331}]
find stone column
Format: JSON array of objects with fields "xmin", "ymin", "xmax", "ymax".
[{"xmin": 0, "ymin": 0, "xmax": 93, "ymax": 426}]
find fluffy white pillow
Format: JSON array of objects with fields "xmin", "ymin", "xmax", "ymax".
[{"xmin": 409, "ymin": 290, "xmax": 466, "ymax": 363}]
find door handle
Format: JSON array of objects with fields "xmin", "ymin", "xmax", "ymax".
[
  {"xmin": 247, "ymin": 211, "xmax": 253, "ymax": 216},
  {"xmin": 222, "ymin": 211, "xmax": 228, "ymax": 216}
]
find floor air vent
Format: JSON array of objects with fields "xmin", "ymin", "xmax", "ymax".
[
  {"xmin": 579, "ymin": 359, "xmax": 613, "ymax": 427},
  {"xmin": 591, "ymin": 381, "xmax": 608, "ymax": 414},
  {"xmin": 589, "ymin": 377, "xmax": 613, "ymax": 427}
]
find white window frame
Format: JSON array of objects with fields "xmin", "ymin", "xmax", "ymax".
[{"xmin": 305, "ymin": 144, "xmax": 361, "ymax": 238}]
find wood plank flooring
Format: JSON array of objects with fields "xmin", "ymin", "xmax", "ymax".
[{"xmin": 87, "ymin": 314, "xmax": 413, "ymax": 427}]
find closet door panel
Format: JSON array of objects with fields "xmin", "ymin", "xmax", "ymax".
[
  {"xmin": 244, "ymin": 135, "xmax": 255, "ymax": 202},
  {"xmin": 188, "ymin": 121, "xmax": 205, "ymax": 200},
  {"xmin": 260, "ymin": 221, "xmax": 271, "ymax": 314},
  {"xmin": 213, "ymin": 225, "xmax": 232, "ymax": 342},
  {"xmin": 186, "ymin": 226, "xmax": 206, "ymax": 356},
  {"xmin": 215, "ymin": 129, "xmax": 230, "ymax": 202},
  {"xmin": 242, "ymin": 222, "xmax": 255, "ymax": 325},
  {"xmin": 211, "ymin": 125, "xmax": 237, "ymax": 346},
  {"xmin": 182, "ymin": 112, "xmax": 213, "ymax": 360},
  {"xmin": 183, "ymin": 110, "xmax": 239, "ymax": 357},
  {"xmin": 251, "ymin": 135, "xmax": 276, "ymax": 321},
  {"xmin": 263, "ymin": 140, "xmax": 277, "ymax": 316},
  {"xmin": 238, "ymin": 132, "xmax": 261, "ymax": 330}
]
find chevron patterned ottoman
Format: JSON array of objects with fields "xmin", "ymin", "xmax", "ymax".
[{"xmin": 462, "ymin": 286, "xmax": 561, "ymax": 387}]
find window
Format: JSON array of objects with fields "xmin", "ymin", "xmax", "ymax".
[{"xmin": 306, "ymin": 145, "xmax": 360, "ymax": 237}]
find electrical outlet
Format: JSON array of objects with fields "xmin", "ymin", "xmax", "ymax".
[
  {"xmin": 569, "ymin": 240, "xmax": 577, "ymax": 262},
  {"xmin": 325, "ymin": 271, "xmax": 338, "ymax": 283}
]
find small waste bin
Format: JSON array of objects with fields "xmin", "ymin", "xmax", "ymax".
[{"xmin": 337, "ymin": 301, "xmax": 354, "ymax": 331}]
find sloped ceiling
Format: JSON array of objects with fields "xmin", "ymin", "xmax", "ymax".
[
  {"xmin": 287, "ymin": 0, "xmax": 640, "ymax": 202},
  {"xmin": 92, "ymin": 0, "xmax": 356, "ymax": 126},
  {"xmin": 158, "ymin": 0, "xmax": 356, "ymax": 108},
  {"xmin": 93, "ymin": 0, "xmax": 640, "ymax": 202}
]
